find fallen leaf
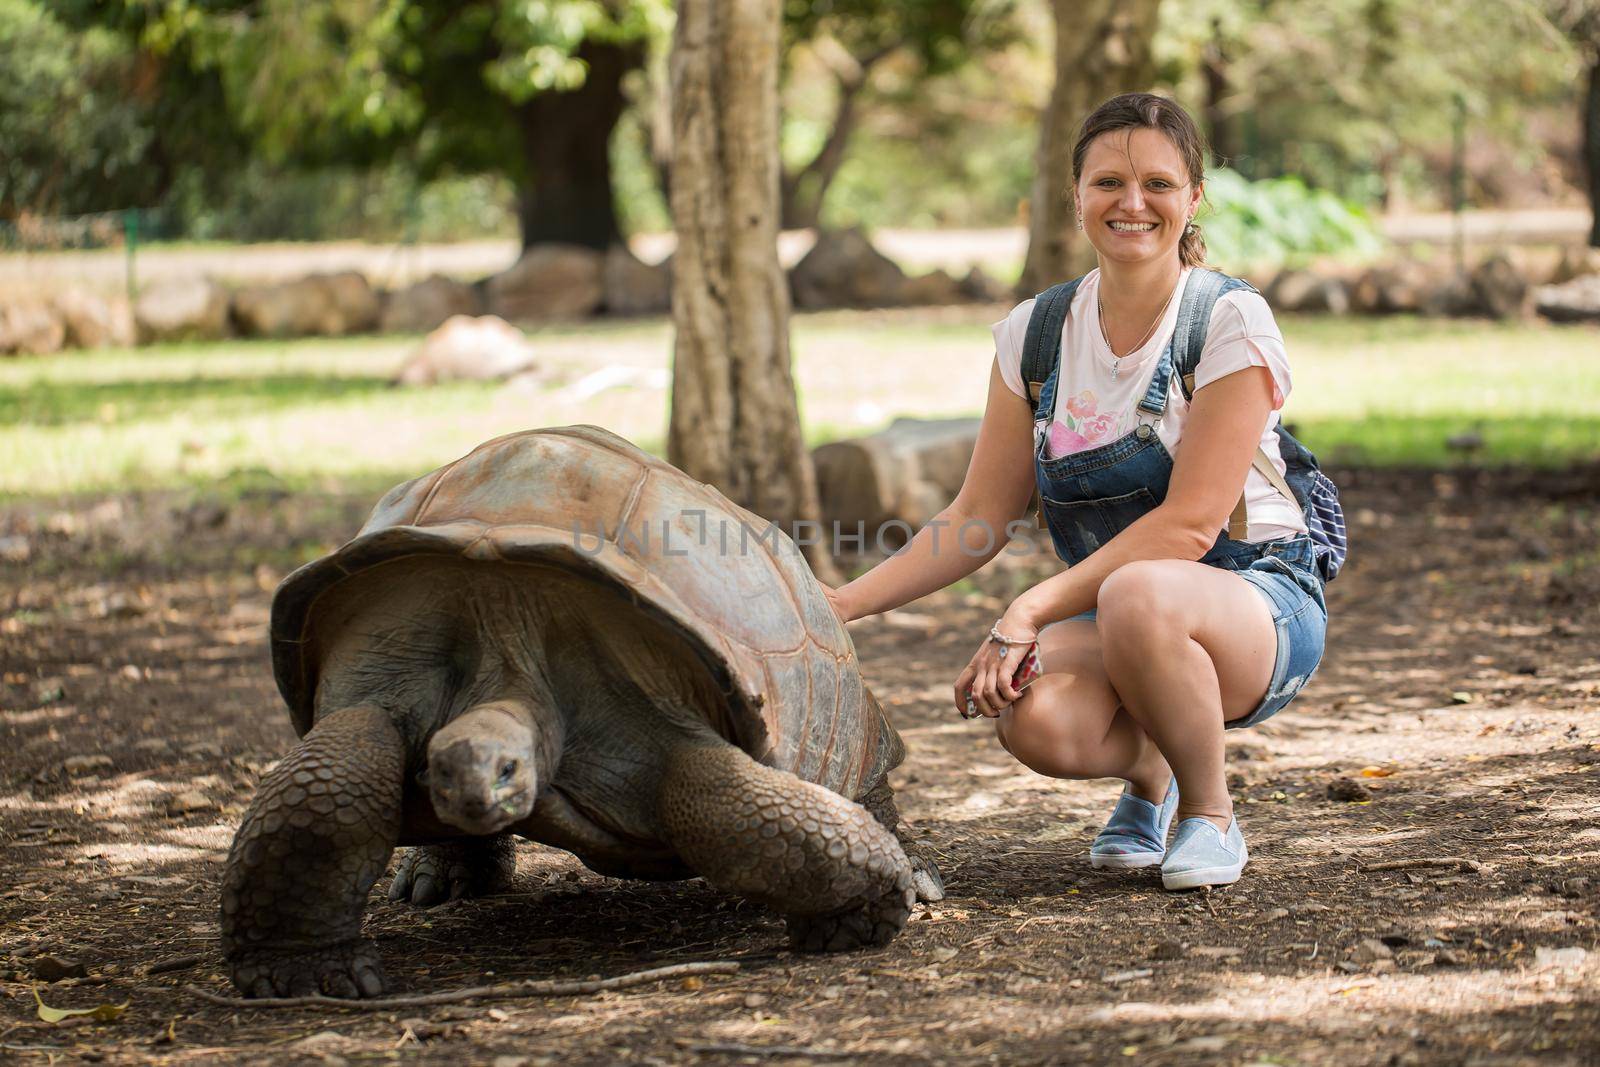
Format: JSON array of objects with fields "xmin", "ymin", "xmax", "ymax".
[
  {"xmin": 34, "ymin": 987, "xmax": 128, "ymax": 1024},
  {"xmin": 1359, "ymin": 766, "xmax": 1396, "ymax": 778}
]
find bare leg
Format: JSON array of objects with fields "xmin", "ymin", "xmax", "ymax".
[
  {"xmin": 221, "ymin": 704, "xmax": 404, "ymax": 998},
  {"xmin": 658, "ymin": 740, "xmax": 914, "ymax": 952},
  {"xmin": 993, "ymin": 619, "xmax": 1171, "ymax": 800},
  {"xmin": 1094, "ymin": 560, "xmax": 1276, "ymax": 829},
  {"xmin": 389, "ymin": 835, "xmax": 518, "ymax": 907}
]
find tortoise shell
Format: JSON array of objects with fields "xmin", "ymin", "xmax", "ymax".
[{"xmin": 269, "ymin": 425, "xmax": 903, "ymax": 801}]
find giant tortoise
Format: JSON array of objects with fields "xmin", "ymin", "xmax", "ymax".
[{"xmin": 221, "ymin": 425, "xmax": 943, "ymax": 998}]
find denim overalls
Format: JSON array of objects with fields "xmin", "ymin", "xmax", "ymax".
[{"xmin": 1031, "ymin": 293, "xmax": 1328, "ymax": 728}]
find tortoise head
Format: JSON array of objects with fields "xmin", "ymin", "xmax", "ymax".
[{"xmin": 425, "ymin": 700, "xmax": 540, "ymax": 835}]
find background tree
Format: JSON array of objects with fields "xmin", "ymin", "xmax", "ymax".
[
  {"xmin": 1547, "ymin": 0, "xmax": 1600, "ymax": 245},
  {"xmin": 775, "ymin": 0, "xmax": 1018, "ymax": 230},
  {"xmin": 64, "ymin": 0, "xmax": 664, "ymax": 251},
  {"xmin": 668, "ymin": 0, "xmax": 835, "ymax": 582},
  {"xmin": 1020, "ymin": 0, "xmax": 1162, "ymax": 294}
]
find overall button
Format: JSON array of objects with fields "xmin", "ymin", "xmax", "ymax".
[{"xmin": 1135, "ymin": 424, "xmax": 1154, "ymax": 440}]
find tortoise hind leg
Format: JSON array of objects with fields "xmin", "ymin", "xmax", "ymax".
[
  {"xmin": 658, "ymin": 740, "xmax": 914, "ymax": 952},
  {"xmin": 221, "ymin": 704, "xmax": 403, "ymax": 998},
  {"xmin": 389, "ymin": 835, "xmax": 518, "ymax": 907},
  {"xmin": 859, "ymin": 780, "xmax": 945, "ymax": 903}
]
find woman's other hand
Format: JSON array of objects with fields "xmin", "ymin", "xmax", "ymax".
[{"xmin": 953, "ymin": 607, "xmax": 1040, "ymax": 718}]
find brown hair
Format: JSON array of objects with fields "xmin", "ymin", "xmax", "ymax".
[{"xmin": 1071, "ymin": 93, "xmax": 1208, "ymax": 269}]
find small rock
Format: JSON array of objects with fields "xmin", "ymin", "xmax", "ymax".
[
  {"xmin": 1327, "ymin": 777, "xmax": 1373, "ymax": 802},
  {"xmin": 1434, "ymin": 949, "xmax": 1468, "ymax": 967},
  {"xmin": 1352, "ymin": 937, "xmax": 1394, "ymax": 964},
  {"xmin": 1190, "ymin": 945, "xmax": 1243, "ymax": 959},
  {"xmin": 0, "ymin": 534, "xmax": 31, "ymax": 563},
  {"xmin": 63, "ymin": 754, "xmax": 113, "ymax": 777},
  {"xmin": 1369, "ymin": 959, "xmax": 1396, "ymax": 974},
  {"xmin": 1267, "ymin": 908, "xmax": 1291, "ymax": 920},
  {"xmin": 743, "ymin": 993, "xmax": 768, "ymax": 1008},
  {"xmin": 166, "ymin": 790, "xmax": 213, "ymax": 815},
  {"xmin": 183, "ymin": 742, "xmax": 224, "ymax": 759},
  {"xmin": 931, "ymin": 946, "xmax": 959, "ymax": 962},
  {"xmin": 132, "ymin": 738, "xmax": 170, "ymax": 754},
  {"xmin": 1148, "ymin": 939, "xmax": 1187, "ymax": 960},
  {"xmin": 33, "ymin": 680, "xmax": 66, "ymax": 704},
  {"xmin": 819, "ymin": 985, "xmax": 843, "ymax": 999},
  {"xmin": 31, "ymin": 955, "xmax": 88, "ymax": 982},
  {"xmin": 1534, "ymin": 945, "xmax": 1589, "ymax": 971}
]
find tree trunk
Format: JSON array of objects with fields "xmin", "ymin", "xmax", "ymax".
[
  {"xmin": 1586, "ymin": 53, "xmax": 1600, "ymax": 248},
  {"xmin": 1018, "ymin": 0, "xmax": 1163, "ymax": 296},
  {"xmin": 779, "ymin": 45, "xmax": 894, "ymax": 231},
  {"xmin": 1200, "ymin": 18, "xmax": 1237, "ymax": 165},
  {"xmin": 667, "ymin": 0, "xmax": 839, "ymax": 583},
  {"xmin": 515, "ymin": 42, "xmax": 642, "ymax": 251}
]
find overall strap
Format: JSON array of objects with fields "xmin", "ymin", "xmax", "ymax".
[{"xmin": 1020, "ymin": 277, "xmax": 1084, "ymax": 418}]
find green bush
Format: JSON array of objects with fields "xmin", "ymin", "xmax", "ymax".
[{"xmin": 1198, "ymin": 168, "xmax": 1384, "ymax": 268}]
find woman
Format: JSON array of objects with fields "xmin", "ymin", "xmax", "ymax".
[{"xmin": 821, "ymin": 93, "xmax": 1327, "ymax": 890}]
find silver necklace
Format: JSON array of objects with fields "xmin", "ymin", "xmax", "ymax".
[{"xmin": 1097, "ymin": 278, "xmax": 1179, "ymax": 381}]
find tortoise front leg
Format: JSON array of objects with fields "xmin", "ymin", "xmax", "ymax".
[
  {"xmin": 658, "ymin": 741, "xmax": 915, "ymax": 952},
  {"xmin": 859, "ymin": 780, "xmax": 946, "ymax": 903},
  {"xmin": 220, "ymin": 704, "xmax": 404, "ymax": 998}
]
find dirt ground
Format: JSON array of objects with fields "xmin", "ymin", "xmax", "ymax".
[{"xmin": 1, "ymin": 464, "xmax": 1597, "ymax": 1065}]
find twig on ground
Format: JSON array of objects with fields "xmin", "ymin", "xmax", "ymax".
[
  {"xmin": 144, "ymin": 954, "xmax": 206, "ymax": 976},
  {"xmin": 1363, "ymin": 857, "xmax": 1483, "ymax": 873},
  {"xmin": 184, "ymin": 961, "xmax": 739, "ymax": 1011},
  {"xmin": 683, "ymin": 1042, "xmax": 856, "ymax": 1059}
]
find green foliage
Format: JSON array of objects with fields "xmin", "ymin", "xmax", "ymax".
[
  {"xmin": 1199, "ymin": 169, "xmax": 1384, "ymax": 268},
  {"xmin": 0, "ymin": 0, "xmax": 152, "ymax": 217}
]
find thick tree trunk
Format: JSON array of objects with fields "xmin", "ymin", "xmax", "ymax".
[
  {"xmin": 668, "ymin": 0, "xmax": 838, "ymax": 582},
  {"xmin": 515, "ymin": 42, "xmax": 642, "ymax": 251},
  {"xmin": 1585, "ymin": 54, "xmax": 1600, "ymax": 248},
  {"xmin": 1200, "ymin": 18, "xmax": 1237, "ymax": 165},
  {"xmin": 1018, "ymin": 0, "xmax": 1163, "ymax": 296}
]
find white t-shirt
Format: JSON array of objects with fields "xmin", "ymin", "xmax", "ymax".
[{"xmin": 992, "ymin": 267, "xmax": 1306, "ymax": 542}]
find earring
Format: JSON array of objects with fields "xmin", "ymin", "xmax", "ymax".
[{"xmin": 1075, "ymin": 215, "xmax": 1084, "ymax": 231}]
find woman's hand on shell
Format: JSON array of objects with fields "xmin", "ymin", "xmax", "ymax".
[{"xmin": 820, "ymin": 583, "xmax": 852, "ymax": 626}]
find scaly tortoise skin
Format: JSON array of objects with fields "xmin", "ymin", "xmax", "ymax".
[{"xmin": 220, "ymin": 425, "xmax": 942, "ymax": 998}]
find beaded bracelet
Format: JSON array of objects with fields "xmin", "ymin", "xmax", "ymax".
[{"xmin": 988, "ymin": 622, "xmax": 1031, "ymax": 646}]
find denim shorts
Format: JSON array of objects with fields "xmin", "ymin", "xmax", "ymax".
[
  {"xmin": 1219, "ymin": 536, "xmax": 1327, "ymax": 729},
  {"xmin": 1063, "ymin": 536, "xmax": 1327, "ymax": 730}
]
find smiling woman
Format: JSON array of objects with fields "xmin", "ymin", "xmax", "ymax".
[{"xmin": 824, "ymin": 93, "xmax": 1336, "ymax": 893}]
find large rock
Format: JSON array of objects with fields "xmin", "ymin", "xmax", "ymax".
[
  {"xmin": 1551, "ymin": 246, "xmax": 1600, "ymax": 285},
  {"xmin": 232, "ymin": 272, "xmax": 380, "ymax": 338},
  {"xmin": 959, "ymin": 266, "xmax": 1012, "ymax": 303},
  {"xmin": 602, "ymin": 244, "xmax": 671, "ymax": 316},
  {"xmin": 1350, "ymin": 261, "xmax": 1432, "ymax": 315},
  {"xmin": 379, "ymin": 275, "xmax": 482, "ymax": 334},
  {"xmin": 1468, "ymin": 254, "xmax": 1528, "ymax": 320},
  {"xmin": 135, "ymin": 278, "xmax": 231, "ymax": 343},
  {"xmin": 813, "ymin": 417, "xmax": 981, "ymax": 549},
  {"xmin": 901, "ymin": 269, "xmax": 966, "ymax": 307},
  {"xmin": 484, "ymin": 244, "xmax": 604, "ymax": 322},
  {"xmin": 1265, "ymin": 270, "xmax": 1350, "ymax": 314},
  {"xmin": 0, "ymin": 301, "xmax": 66, "ymax": 355},
  {"xmin": 1420, "ymin": 272, "xmax": 1478, "ymax": 317},
  {"xmin": 393, "ymin": 315, "xmax": 539, "ymax": 386},
  {"xmin": 790, "ymin": 227, "xmax": 908, "ymax": 309},
  {"xmin": 53, "ymin": 290, "xmax": 135, "ymax": 349},
  {"xmin": 1534, "ymin": 275, "xmax": 1600, "ymax": 324}
]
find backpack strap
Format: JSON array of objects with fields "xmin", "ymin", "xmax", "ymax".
[
  {"xmin": 1020, "ymin": 277, "xmax": 1084, "ymax": 417},
  {"xmin": 1170, "ymin": 271, "xmax": 1295, "ymax": 540}
]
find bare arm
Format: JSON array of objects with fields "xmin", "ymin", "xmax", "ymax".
[
  {"xmin": 827, "ymin": 360, "xmax": 1038, "ymax": 622},
  {"xmin": 959, "ymin": 365, "xmax": 1278, "ymax": 716}
]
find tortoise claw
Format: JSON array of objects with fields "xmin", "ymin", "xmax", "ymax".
[
  {"xmin": 229, "ymin": 939, "xmax": 388, "ymax": 999},
  {"xmin": 388, "ymin": 840, "xmax": 516, "ymax": 908}
]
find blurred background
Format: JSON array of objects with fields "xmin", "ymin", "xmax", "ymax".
[{"xmin": 1, "ymin": 0, "xmax": 1598, "ymax": 500}]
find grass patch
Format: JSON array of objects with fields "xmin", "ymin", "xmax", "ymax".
[{"xmin": 2, "ymin": 310, "xmax": 1596, "ymax": 500}]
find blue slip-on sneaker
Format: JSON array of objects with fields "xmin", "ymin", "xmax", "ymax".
[
  {"xmin": 1089, "ymin": 777, "xmax": 1179, "ymax": 869},
  {"xmin": 1160, "ymin": 816, "xmax": 1248, "ymax": 890}
]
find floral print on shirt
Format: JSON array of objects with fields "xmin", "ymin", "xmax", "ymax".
[{"xmin": 1048, "ymin": 389, "xmax": 1119, "ymax": 457}]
